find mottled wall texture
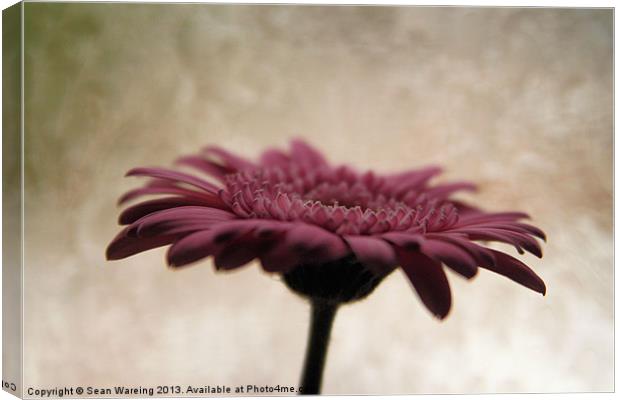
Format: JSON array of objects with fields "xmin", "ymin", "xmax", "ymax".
[{"xmin": 21, "ymin": 4, "xmax": 612, "ymax": 394}]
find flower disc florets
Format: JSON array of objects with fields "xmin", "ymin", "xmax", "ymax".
[{"xmin": 222, "ymin": 167, "xmax": 459, "ymax": 236}]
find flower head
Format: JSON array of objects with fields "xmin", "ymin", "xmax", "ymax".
[{"xmin": 107, "ymin": 139, "xmax": 546, "ymax": 318}]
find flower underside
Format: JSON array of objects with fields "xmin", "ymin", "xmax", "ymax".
[{"xmin": 107, "ymin": 139, "xmax": 547, "ymax": 319}]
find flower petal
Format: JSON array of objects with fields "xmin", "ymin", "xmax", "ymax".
[
  {"xmin": 175, "ymin": 155, "xmax": 234, "ymax": 180},
  {"xmin": 424, "ymin": 182, "xmax": 477, "ymax": 198},
  {"xmin": 260, "ymin": 243, "xmax": 300, "ymax": 272},
  {"xmin": 381, "ymin": 232, "xmax": 423, "ymax": 250},
  {"xmin": 446, "ymin": 227, "xmax": 526, "ymax": 254},
  {"xmin": 483, "ymin": 250, "xmax": 546, "ymax": 295},
  {"xmin": 344, "ymin": 235, "xmax": 397, "ymax": 274},
  {"xmin": 259, "ymin": 149, "xmax": 291, "ymax": 168},
  {"xmin": 131, "ymin": 207, "xmax": 237, "ymax": 237},
  {"xmin": 203, "ymin": 146, "xmax": 256, "ymax": 171},
  {"xmin": 420, "ymin": 238, "xmax": 478, "ymax": 279},
  {"xmin": 126, "ymin": 167, "xmax": 220, "ymax": 193},
  {"xmin": 457, "ymin": 211, "xmax": 531, "ymax": 225},
  {"xmin": 289, "ymin": 139, "xmax": 329, "ymax": 168},
  {"xmin": 214, "ymin": 231, "xmax": 273, "ymax": 270},
  {"xmin": 166, "ymin": 230, "xmax": 219, "ymax": 267},
  {"xmin": 396, "ymin": 248, "xmax": 452, "ymax": 319},
  {"xmin": 166, "ymin": 220, "xmax": 280, "ymax": 269},
  {"xmin": 449, "ymin": 227, "xmax": 542, "ymax": 258},
  {"xmin": 457, "ymin": 221, "xmax": 547, "ymax": 241},
  {"xmin": 387, "ymin": 166, "xmax": 443, "ymax": 195},
  {"xmin": 259, "ymin": 223, "xmax": 348, "ymax": 272},
  {"xmin": 284, "ymin": 224, "xmax": 348, "ymax": 262},
  {"xmin": 119, "ymin": 197, "xmax": 227, "ymax": 225},
  {"xmin": 425, "ymin": 233, "xmax": 495, "ymax": 267},
  {"xmin": 106, "ymin": 227, "xmax": 177, "ymax": 260},
  {"xmin": 118, "ymin": 186, "xmax": 221, "ymax": 205}
]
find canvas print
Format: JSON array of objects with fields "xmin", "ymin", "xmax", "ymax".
[{"xmin": 2, "ymin": 2, "xmax": 613, "ymax": 397}]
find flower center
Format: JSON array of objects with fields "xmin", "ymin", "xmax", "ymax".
[{"xmin": 220, "ymin": 166, "xmax": 460, "ymax": 235}]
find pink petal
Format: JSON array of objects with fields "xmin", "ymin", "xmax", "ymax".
[
  {"xmin": 445, "ymin": 227, "xmax": 526, "ymax": 254},
  {"xmin": 118, "ymin": 186, "xmax": 222, "ymax": 205},
  {"xmin": 259, "ymin": 223, "xmax": 348, "ymax": 272},
  {"xmin": 119, "ymin": 197, "xmax": 227, "ymax": 225},
  {"xmin": 483, "ymin": 250, "xmax": 546, "ymax": 295},
  {"xmin": 420, "ymin": 238, "xmax": 478, "ymax": 279},
  {"xmin": 457, "ymin": 221, "xmax": 546, "ymax": 241},
  {"xmin": 126, "ymin": 167, "xmax": 220, "ymax": 193},
  {"xmin": 106, "ymin": 227, "xmax": 177, "ymax": 260},
  {"xmin": 449, "ymin": 227, "xmax": 542, "ymax": 258},
  {"xmin": 381, "ymin": 232, "xmax": 424, "ymax": 250},
  {"xmin": 131, "ymin": 207, "xmax": 237, "ymax": 237},
  {"xmin": 175, "ymin": 155, "xmax": 234, "ymax": 180},
  {"xmin": 387, "ymin": 166, "xmax": 443, "ymax": 195},
  {"xmin": 396, "ymin": 248, "xmax": 452, "ymax": 319},
  {"xmin": 166, "ymin": 230, "xmax": 219, "ymax": 267},
  {"xmin": 214, "ymin": 231, "xmax": 272, "ymax": 270},
  {"xmin": 486, "ymin": 229, "xmax": 543, "ymax": 258},
  {"xmin": 208, "ymin": 220, "xmax": 265, "ymax": 244},
  {"xmin": 203, "ymin": 146, "xmax": 256, "ymax": 171},
  {"xmin": 289, "ymin": 139, "xmax": 329, "ymax": 168},
  {"xmin": 284, "ymin": 224, "xmax": 348, "ymax": 262},
  {"xmin": 502, "ymin": 222, "xmax": 546, "ymax": 241},
  {"xmin": 457, "ymin": 212, "xmax": 531, "ymax": 225},
  {"xmin": 426, "ymin": 233, "xmax": 495, "ymax": 267},
  {"xmin": 344, "ymin": 235, "xmax": 397, "ymax": 274},
  {"xmin": 259, "ymin": 149, "xmax": 291, "ymax": 168},
  {"xmin": 424, "ymin": 182, "xmax": 477, "ymax": 198},
  {"xmin": 167, "ymin": 220, "xmax": 283, "ymax": 269},
  {"xmin": 450, "ymin": 201, "xmax": 482, "ymax": 216},
  {"xmin": 260, "ymin": 243, "xmax": 300, "ymax": 273}
]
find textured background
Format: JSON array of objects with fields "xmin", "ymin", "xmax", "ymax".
[{"xmin": 21, "ymin": 4, "xmax": 612, "ymax": 394}]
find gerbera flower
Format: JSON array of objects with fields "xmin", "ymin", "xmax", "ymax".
[{"xmin": 106, "ymin": 139, "xmax": 546, "ymax": 393}]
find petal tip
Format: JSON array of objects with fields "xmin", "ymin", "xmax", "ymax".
[
  {"xmin": 539, "ymin": 284, "xmax": 547, "ymax": 296},
  {"xmin": 105, "ymin": 245, "xmax": 121, "ymax": 261},
  {"xmin": 124, "ymin": 168, "xmax": 139, "ymax": 177}
]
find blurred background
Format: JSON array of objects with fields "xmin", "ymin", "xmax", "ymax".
[{"xmin": 20, "ymin": 4, "xmax": 612, "ymax": 394}]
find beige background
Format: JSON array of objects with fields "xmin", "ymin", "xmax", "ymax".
[{"xmin": 20, "ymin": 4, "xmax": 612, "ymax": 394}]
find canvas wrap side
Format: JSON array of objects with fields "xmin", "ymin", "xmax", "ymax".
[{"xmin": 3, "ymin": 2, "xmax": 23, "ymax": 398}]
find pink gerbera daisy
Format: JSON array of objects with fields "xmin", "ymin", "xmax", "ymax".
[{"xmin": 106, "ymin": 139, "xmax": 546, "ymax": 393}]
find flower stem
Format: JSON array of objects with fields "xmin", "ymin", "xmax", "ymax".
[{"xmin": 299, "ymin": 299, "xmax": 339, "ymax": 395}]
